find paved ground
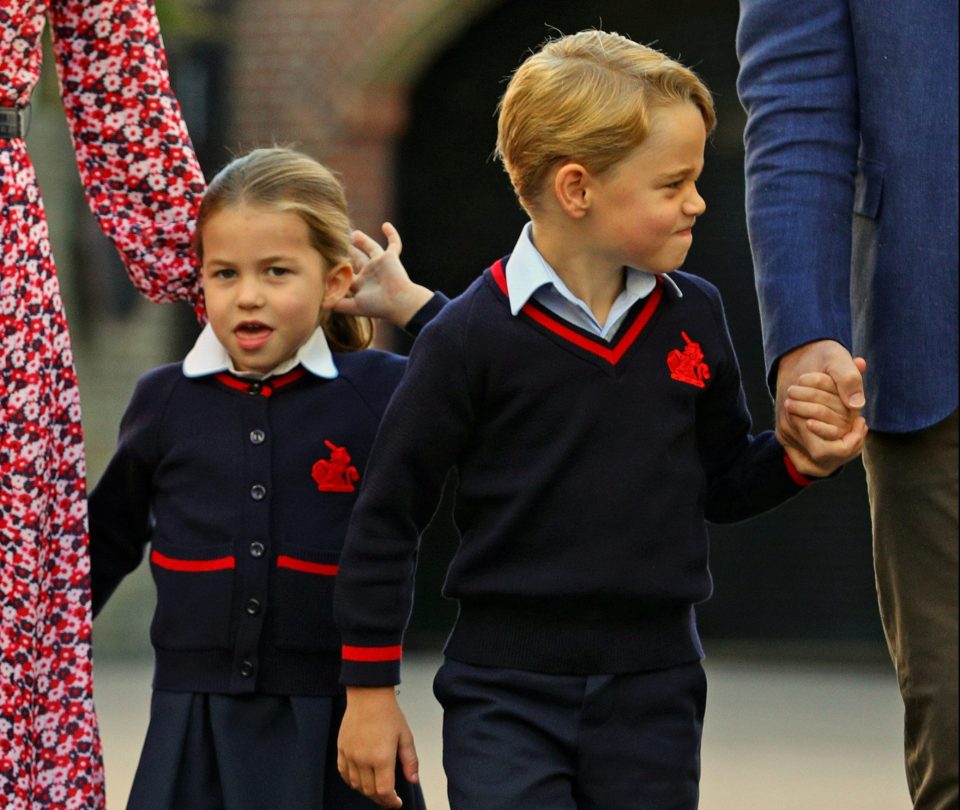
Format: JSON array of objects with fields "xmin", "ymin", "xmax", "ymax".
[{"xmin": 94, "ymin": 651, "xmax": 910, "ymax": 809}]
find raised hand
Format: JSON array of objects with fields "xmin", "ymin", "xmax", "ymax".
[{"xmin": 333, "ymin": 222, "xmax": 433, "ymax": 328}]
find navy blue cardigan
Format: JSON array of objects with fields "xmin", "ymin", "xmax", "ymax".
[
  {"xmin": 89, "ymin": 296, "xmax": 445, "ymax": 696},
  {"xmin": 335, "ymin": 262, "xmax": 817, "ymax": 685}
]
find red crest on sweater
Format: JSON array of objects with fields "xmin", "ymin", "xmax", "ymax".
[
  {"xmin": 312, "ymin": 441, "xmax": 360, "ymax": 492},
  {"xmin": 667, "ymin": 332, "xmax": 711, "ymax": 388}
]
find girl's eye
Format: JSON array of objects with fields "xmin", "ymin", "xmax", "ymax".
[
  {"xmin": 213, "ymin": 268, "xmax": 237, "ymax": 280},
  {"xmin": 267, "ymin": 266, "xmax": 289, "ymax": 277}
]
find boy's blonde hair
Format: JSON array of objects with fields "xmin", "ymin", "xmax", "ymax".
[
  {"xmin": 496, "ymin": 30, "xmax": 716, "ymax": 213},
  {"xmin": 196, "ymin": 147, "xmax": 372, "ymax": 352}
]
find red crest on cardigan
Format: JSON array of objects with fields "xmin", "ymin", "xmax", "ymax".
[
  {"xmin": 667, "ymin": 331, "xmax": 711, "ymax": 388},
  {"xmin": 312, "ymin": 441, "xmax": 360, "ymax": 492}
]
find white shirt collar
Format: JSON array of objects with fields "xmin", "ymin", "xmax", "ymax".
[
  {"xmin": 503, "ymin": 222, "xmax": 678, "ymax": 318},
  {"xmin": 182, "ymin": 324, "xmax": 339, "ymax": 380}
]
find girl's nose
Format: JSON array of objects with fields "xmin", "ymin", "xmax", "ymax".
[{"xmin": 237, "ymin": 277, "xmax": 265, "ymax": 308}]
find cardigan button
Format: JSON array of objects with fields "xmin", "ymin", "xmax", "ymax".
[
  {"xmin": 250, "ymin": 484, "xmax": 267, "ymax": 501},
  {"xmin": 247, "ymin": 383, "xmax": 262, "ymax": 396},
  {"xmin": 245, "ymin": 598, "xmax": 262, "ymax": 616},
  {"xmin": 239, "ymin": 659, "xmax": 255, "ymax": 677},
  {"xmin": 249, "ymin": 429, "xmax": 266, "ymax": 445},
  {"xmin": 248, "ymin": 542, "xmax": 265, "ymax": 558}
]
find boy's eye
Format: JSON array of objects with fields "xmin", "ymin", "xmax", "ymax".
[
  {"xmin": 267, "ymin": 266, "xmax": 290, "ymax": 277},
  {"xmin": 212, "ymin": 268, "xmax": 237, "ymax": 280}
]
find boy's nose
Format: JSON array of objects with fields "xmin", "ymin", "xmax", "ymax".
[{"xmin": 684, "ymin": 187, "xmax": 706, "ymax": 217}]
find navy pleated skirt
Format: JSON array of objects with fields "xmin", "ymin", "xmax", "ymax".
[{"xmin": 125, "ymin": 690, "xmax": 426, "ymax": 810}]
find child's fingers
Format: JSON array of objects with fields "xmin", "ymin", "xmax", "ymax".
[
  {"xmin": 398, "ymin": 730, "xmax": 420, "ymax": 784},
  {"xmin": 372, "ymin": 766, "xmax": 402, "ymax": 809},
  {"xmin": 356, "ymin": 766, "xmax": 376, "ymax": 801},
  {"xmin": 349, "ymin": 244, "xmax": 370, "ymax": 270},
  {"xmin": 784, "ymin": 395, "xmax": 848, "ymax": 428},
  {"xmin": 802, "ymin": 418, "xmax": 845, "ymax": 441},
  {"xmin": 839, "ymin": 415, "xmax": 869, "ymax": 454},
  {"xmin": 817, "ymin": 423, "xmax": 867, "ymax": 463},
  {"xmin": 343, "ymin": 760, "xmax": 365, "ymax": 795},
  {"xmin": 786, "ymin": 383, "xmax": 849, "ymax": 417},
  {"xmin": 353, "ymin": 228, "xmax": 385, "ymax": 258},
  {"xmin": 793, "ymin": 415, "xmax": 868, "ymax": 475},
  {"xmin": 381, "ymin": 222, "xmax": 403, "ymax": 256}
]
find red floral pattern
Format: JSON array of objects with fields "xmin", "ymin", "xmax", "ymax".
[{"xmin": 1, "ymin": 1, "xmax": 205, "ymax": 806}]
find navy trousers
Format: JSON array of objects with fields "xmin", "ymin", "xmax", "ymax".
[{"xmin": 433, "ymin": 658, "xmax": 706, "ymax": 810}]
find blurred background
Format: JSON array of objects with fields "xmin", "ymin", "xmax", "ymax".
[{"xmin": 26, "ymin": 0, "xmax": 907, "ymax": 806}]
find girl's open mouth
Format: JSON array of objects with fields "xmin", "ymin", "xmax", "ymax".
[{"xmin": 235, "ymin": 322, "xmax": 273, "ymax": 351}]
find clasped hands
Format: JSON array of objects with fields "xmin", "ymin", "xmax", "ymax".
[{"xmin": 777, "ymin": 340, "xmax": 869, "ymax": 477}]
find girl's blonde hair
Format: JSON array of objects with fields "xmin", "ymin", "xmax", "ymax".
[
  {"xmin": 195, "ymin": 147, "xmax": 372, "ymax": 352},
  {"xmin": 496, "ymin": 30, "xmax": 716, "ymax": 213}
]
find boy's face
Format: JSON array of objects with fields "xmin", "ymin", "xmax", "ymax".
[
  {"xmin": 200, "ymin": 203, "xmax": 349, "ymax": 374},
  {"xmin": 586, "ymin": 101, "xmax": 707, "ymax": 275}
]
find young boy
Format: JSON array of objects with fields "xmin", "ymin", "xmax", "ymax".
[{"xmin": 334, "ymin": 31, "xmax": 867, "ymax": 810}]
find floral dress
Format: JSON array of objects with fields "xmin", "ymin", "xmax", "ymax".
[{"xmin": 0, "ymin": 2, "xmax": 204, "ymax": 806}]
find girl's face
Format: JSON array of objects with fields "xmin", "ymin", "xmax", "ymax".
[{"xmin": 200, "ymin": 203, "xmax": 352, "ymax": 374}]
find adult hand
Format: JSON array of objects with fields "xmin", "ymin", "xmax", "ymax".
[
  {"xmin": 337, "ymin": 686, "xmax": 420, "ymax": 808},
  {"xmin": 775, "ymin": 340, "xmax": 867, "ymax": 476},
  {"xmin": 334, "ymin": 222, "xmax": 432, "ymax": 327}
]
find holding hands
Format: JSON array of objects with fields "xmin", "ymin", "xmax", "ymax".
[
  {"xmin": 334, "ymin": 222, "xmax": 434, "ymax": 328},
  {"xmin": 776, "ymin": 340, "xmax": 869, "ymax": 477}
]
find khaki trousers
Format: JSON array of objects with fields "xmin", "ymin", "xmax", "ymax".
[{"xmin": 864, "ymin": 409, "xmax": 959, "ymax": 810}]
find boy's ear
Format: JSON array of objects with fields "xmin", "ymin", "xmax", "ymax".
[
  {"xmin": 553, "ymin": 163, "xmax": 592, "ymax": 219},
  {"xmin": 322, "ymin": 261, "xmax": 354, "ymax": 310}
]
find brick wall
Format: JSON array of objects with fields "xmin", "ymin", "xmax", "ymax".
[{"xmin": 230, "ymin": 0, "xmax": 499, "ymax": 233}]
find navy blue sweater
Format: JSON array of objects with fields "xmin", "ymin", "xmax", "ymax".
[
  {"xmin": 89, "ymin": 296, "xmax": 445, "ymax": 696},
  {"xmin": 89, "ymin": 352, "xmax": 410, "ymax": 695},
  {"xmin": 335, "ymin": 262, "xmax": 815, "ymax": 685}
]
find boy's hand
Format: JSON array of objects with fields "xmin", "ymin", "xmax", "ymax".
[
  {"xmin": 337, "ymin": 685, "xmax": 420, "ymax": 809},
  {"xmin": 333, "ymin": 222, "xmax": 433, "ymax": 328},
  {"xmin": 783, "ymin": 368, "xmax": 868, "ymax": 477}
]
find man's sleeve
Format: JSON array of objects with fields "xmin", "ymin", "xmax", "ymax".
[{"xmin": 737, "ymin": 0, "xmax": 860, "ymax": 388}]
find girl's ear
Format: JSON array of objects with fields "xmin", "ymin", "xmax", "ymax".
[
  {"xmin": 552, "ymin": 162, "xmax": 592, "ymax": 220},
  {"xmin": 322, "ymin": 260, "xmax": 354, "ymax": 310}
]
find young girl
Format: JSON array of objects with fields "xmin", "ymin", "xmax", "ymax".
[{"xmin": 88, "ymin": 147, "xmax": 440, "ymax": 809}]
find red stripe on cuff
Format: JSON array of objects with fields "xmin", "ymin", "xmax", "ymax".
[
  {"xmin": 342, "ymin": 644, "xmax": 403, "ymax": 662},
  {"xmin": 277, "ymin": 555, "xmax": 338, "ymax": 576},
  {"xmin": 783, "ymin": 453, "xmax": 814, "ymax": 487},
  {"xmin": 150, "ymin": 550, "xmax": 236, "ymax": 572}
]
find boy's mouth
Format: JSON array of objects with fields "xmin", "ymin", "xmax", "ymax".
[{"xmin": 234, "ymin": 322, "xmax": 273, "ymax": 351}]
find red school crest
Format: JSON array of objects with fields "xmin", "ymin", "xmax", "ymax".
[
  {"xmin": 312, "ymin": 440, "xmax": 360, "ymax": 492},
  {"xmin": 667, "ymin": 331, "xmax": 711, "ymax": 388}
]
